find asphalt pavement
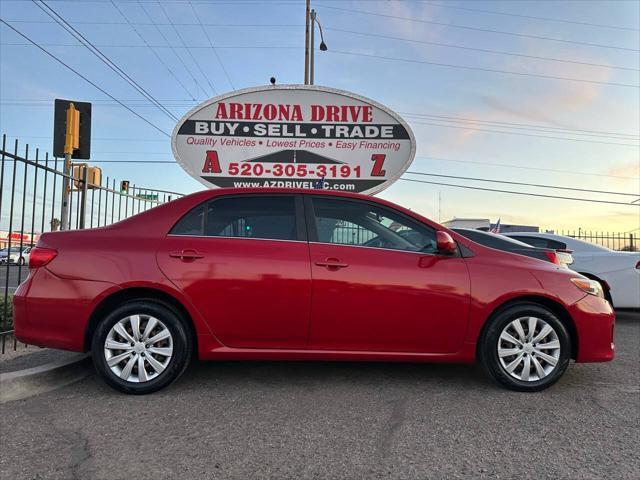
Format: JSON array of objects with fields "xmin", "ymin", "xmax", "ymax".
[
  {"xmin": 0, "ymin": 311, "xmax": 638, "ymax": 480},
  {"xmin": 0, "ymin": 265, "xmax": 29, "ymax": 293}
]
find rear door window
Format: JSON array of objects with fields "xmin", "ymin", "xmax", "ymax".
[{"xmin": 171, "ymin": 195, "xmax": 299, "ymax": 241}]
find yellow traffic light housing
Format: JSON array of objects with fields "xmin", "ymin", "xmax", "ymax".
[{"xmin": 64, "ymin": 103, "xmax": 80, "ymax": 155}]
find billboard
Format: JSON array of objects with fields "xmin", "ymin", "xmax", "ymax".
[{"xmin": 172, "ymin": 85, "xmax": 416, "ymax": 195}]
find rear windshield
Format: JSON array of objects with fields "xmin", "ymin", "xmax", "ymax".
[{"xmin": 453, "ymin": 229, "xmax": 535, "ymax": 249}]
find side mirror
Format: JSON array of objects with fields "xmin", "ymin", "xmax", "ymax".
[{"xmin": 436, "ymin": 231, "xmax": 457, "ymax": 255}]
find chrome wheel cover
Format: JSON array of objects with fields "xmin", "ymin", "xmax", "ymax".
[
  {"xmin": 497, "ymin": 316, "xmax": 561, "ymax": 382},
  {"xmin": 104, "ymin": 314, "xmax": 173, "ymax": 383}
]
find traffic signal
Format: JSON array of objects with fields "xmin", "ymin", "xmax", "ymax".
[
  {"xmin": 120, "ymin": 180, "xmax": 130, "ymax": 193},
  {"xmin": 72, "ymin": 164, "xmax": 102, "ymax": 190},
  {"xmin": 53, "ymin": 99, "xmax": 91, "ymax": 159}
]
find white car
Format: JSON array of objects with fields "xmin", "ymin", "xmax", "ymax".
[
  {"xmin": 0, "ymin": 246, "xmax": 31, "ymax": 266},
  {"xmin": 503, "ymin": 233, "xmax": 640, "ymax": 309}
]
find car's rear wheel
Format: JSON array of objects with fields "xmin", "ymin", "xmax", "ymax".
[
  {"xmin": 91, "ymin": 300, "xmax": 192, "ymax": 394},
  {"xmin": 478, "ymin": 303, "xmax": 571, "ymax": 392}
]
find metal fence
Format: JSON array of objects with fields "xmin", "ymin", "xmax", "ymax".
[
  {"xmin": 554, "ymin": 230, "xmax": 636, "ymax": 252},
  {"xmin": 0, "ymin": 134, "xmax": 183, "ymax": 352}
]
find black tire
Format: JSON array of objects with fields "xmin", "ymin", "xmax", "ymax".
[
  {"xmin": 18, "ymin": 257, "xmax": 25, "ymax": 266},
  {"xmin": 478, "ymin": 303, "xmax": 571, "ymax": 392},
  {"xmin": 91, "ymin": 300, "xmax": 192, "ymax": 394}
]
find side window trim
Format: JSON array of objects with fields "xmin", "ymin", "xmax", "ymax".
[
  {"xmin": 304, "ymin": 194, "xmax": 437, "ymax": 253},
  {"xmin": 169, "ymin": 194, "xmax": 306, "ymax": 242}
]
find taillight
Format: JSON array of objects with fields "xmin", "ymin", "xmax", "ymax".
[
  {"xmin": 28, "ymin": 247, "xmax": 57, "ymax": 269},
  {"xmin": 543, "ymin": 251, "xmax": 560, "ymax": 265}
]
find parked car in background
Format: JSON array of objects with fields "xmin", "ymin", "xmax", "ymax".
[
  {"xmin": 504, "ymin": 232, "xmax": 640, "ymax": 309},
  {"xmin": 14, "ymin": 189, "xmax": 614, "ymax": 394},
  {"xmin": 452, "ymin": 228, "xmax": 572, "ymax": 267},
  {"xmin": 0, "ymin": 246, "xmax": 31, "ymax": 265}
]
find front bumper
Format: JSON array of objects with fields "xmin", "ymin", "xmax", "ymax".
[{"xmin": 569, "ymin": 294, "xmax": 615, "ymax": 363}]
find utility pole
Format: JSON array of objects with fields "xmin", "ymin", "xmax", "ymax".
[
  {"xmin": 310, "ymin": 9, "xmax": 316, "ymax": 85},
  {"xmin": 304, "ymin": 0, "xmax": 310, "ymax": 84},
  {"xmin": 438, "ymin": 191, "xmax": 442, "ymax": 222},
  {"xmin": 60, "ymin": 103, "xmax": 79, "ymax": 230}
]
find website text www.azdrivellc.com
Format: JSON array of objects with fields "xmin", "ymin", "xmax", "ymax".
[{"xmin": 232, "ymin": 180, "xmax": 356, "ymax": 190}]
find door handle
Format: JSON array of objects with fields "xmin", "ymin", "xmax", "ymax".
[
  {"xmin": 315, "ymin": 258, "xmax": 349, "ymax": 269},
  {"xmin": 169, "ymin": 250, "xmax": 204, "ymax": 261}
]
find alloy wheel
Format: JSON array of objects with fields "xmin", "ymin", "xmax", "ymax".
[
  {"xmin": 497, "ymin": 316, "xmax": 561, "ymax": 382},
  {"xmin": 103, "ymin": 314, "xmax": 173, "ymax": 383}
]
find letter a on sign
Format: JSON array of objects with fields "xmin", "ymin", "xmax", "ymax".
[{"xmin": 202, "ymin": 151, "xmax": 222, "ymax": 173}]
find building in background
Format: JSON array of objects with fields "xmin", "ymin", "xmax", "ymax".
[{"xmin": 0, "ymin": 231, "xmax": 40, "ymax": 249}]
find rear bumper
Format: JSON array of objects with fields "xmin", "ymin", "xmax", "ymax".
[
  {"xmin": 570, "ymin": 294, "xmax": 615, "ymax": 363},
  {"xmin": 13, "ymin": 267, "xmax": 117, "ymax": 352}
]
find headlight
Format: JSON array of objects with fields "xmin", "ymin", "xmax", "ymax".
[{"xmin": 571, "ymin": 278, "xmax": 604, "ymax": 298}]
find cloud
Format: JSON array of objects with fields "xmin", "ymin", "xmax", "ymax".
[{"xmin": 606, "ymin": 161, "xmax": 640, "ymax": 179}]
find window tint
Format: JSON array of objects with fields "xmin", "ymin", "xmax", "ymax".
[
  {"xmin": 453, "ymin": 229, "xmax": 534, "ymax": 250},
  {"xmin": 172, "ymin": 196, "xmax": 298, "ymax": 241},
  {"xmin": 511, "ymin": 236, "xmax": 566, "ymax": 250},
  {"xmin": 171, "ymin": 204, "xmax": 205, "ymax": 235},
  {"xmin": 206, "ymin": 196, "xmax": 297, "ymax": 240},
  {"xmin": 312, "ymin": 197, "xmax": 436, "ymax": 253},
  {"xmin": 545, "ymin": 239, "xmax": 568, "ymax": 250}
]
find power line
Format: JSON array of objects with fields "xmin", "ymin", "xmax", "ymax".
[
  {"xmin": 416, "ymin": 156, "xmax": 640, "ymax": 180},
  {"xmin": 188, "ymin": 0, "xmax": 235, "ymax": 90},
  {"xmin": 3, "ymin": 20, "xmax": 304, "ymax": 27},
  {"xmin": 321, "ymin": 5, "xmax": 640, "ymax": 53},
  {"xmin": 326, "ymin": 27, "xmax": 639, "ymax": 72},
  {"xmin": 399, "ymin": 177, "xmax": 640, "ymax": 206},
  {"xmin": 404, "ymin": 171, "xmax": 639, "ymax": 197},
  {"xmin": 0, "ymin": 41, "xmax": 301, "ymax": 49},
  {"xmin": 3, "ymin": 96, "xmax": 636, "ymax": 140},
  {"xmin": 137, "ymin": 0, "xmax": 209, "ymax": 99},
  {"xmin": 401, "ymin": 112, "xmax": 639, "ymax": 140},
  {"xmin": 33, "ymin": 0, "xmax": 179, "ymax": 122},
  {"xmin": 408, "ymin": 119, "xmax": 639, "ymax": 147},
  {"xmin": 109, "ymin": 0, "xmax": 197, "ymax": 100},
  {"xmin": 328, "ymin": 50, "xmax": 640, "ymax": 89},
  {"xmin": 0, "ymin": 20, "xmax": 171, "ymax": 137},
  {"xmin": 423, "ymin": 1, "xmax": 640, "ymax": 32},
  {"xmin": 155, "ymin": 0, "xmax": 217, "ymax": 96}
]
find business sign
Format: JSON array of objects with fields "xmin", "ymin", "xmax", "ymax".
[{"xmin": 172, "ymin": 85, "xmax": 416, "ymax": 194}]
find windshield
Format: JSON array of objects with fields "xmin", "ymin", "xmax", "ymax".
[{"xmin": 0, "ymin": 247, "xmax": 21, "ymax": 253}]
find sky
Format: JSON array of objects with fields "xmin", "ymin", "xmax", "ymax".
[{"xmin": 0, "ymin": 0, "xmax": 639, "ymax": 233}]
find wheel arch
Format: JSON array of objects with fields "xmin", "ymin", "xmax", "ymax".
[
  {"xmin": 477, "ymin": 295, "xmax": 578, "ymax": 360},
  {"xmin": 84, "ymin": 287, "xmax": 197, "ymax": 353}
]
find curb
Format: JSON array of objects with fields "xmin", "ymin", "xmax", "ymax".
[{"xmin": 0, "ymin": 353, "xmax": 93, "ymax": 403}]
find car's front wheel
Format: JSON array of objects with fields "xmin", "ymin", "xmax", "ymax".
[
  {"xmin": 478, "ymin": 303, "xmax": 571, "ymax": 392},
  {"xmin": 91, "ymin": 300, "xmax": 192, "ymax": 394}
]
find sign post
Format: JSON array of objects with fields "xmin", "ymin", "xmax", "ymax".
[
  {"xmin": 171, "ymin": 85, "xmax": 416, "ymax": 195},
  {"xmin": 60, "ymin": 103, "xmax": 78, "ymax": 230},
  {"xmin": 54, "ymin": 99, "xmax": 91, "ymax": 230}
]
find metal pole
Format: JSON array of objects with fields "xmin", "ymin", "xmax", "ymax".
[
  {"xmin": 310, "ymin": 9, "xmax": 316, "ymax": 85},
  {"xmin": 60, "ymin": 152, "xmax": 71, "ymax": 229},
  {"xmin": 304, "ymin": 0, "xmax": 310, "ymax": 84},
  {"xmin": 79, "ymin": 165, "xmax": 88, "ymax": 229}
]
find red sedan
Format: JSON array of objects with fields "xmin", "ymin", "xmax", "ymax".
[{"xmin": 14, "ymin": 189, "xmax": 614, "ymax": 394}]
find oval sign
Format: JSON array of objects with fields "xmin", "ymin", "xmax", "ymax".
[{"xmin": 172, "ymin": 85, "xmax": 416, "ymax": 195}]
